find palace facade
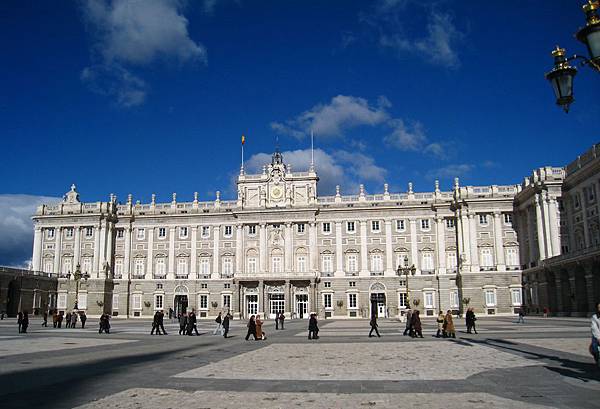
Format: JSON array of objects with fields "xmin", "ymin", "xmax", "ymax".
[{"xmin": 31, "ymin": 149, "xmax": 565, "ymax": 319}]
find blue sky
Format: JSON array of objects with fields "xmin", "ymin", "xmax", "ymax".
[{"xmin": 0, "ymin": 0, "xmax": 599, "ymax": 266}]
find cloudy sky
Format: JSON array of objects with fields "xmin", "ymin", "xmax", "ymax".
[{"xmin": 1, "ymin": 0, "xmax": 599, "ymax": 267}]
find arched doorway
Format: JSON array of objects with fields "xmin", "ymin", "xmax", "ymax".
[
  {"xmin": 369, "ymin": 282, "xmax": 387, "ymax": 318},
  {"xmin": 6, "ymin": 280, "xmax": 20, "ymax": 317},
  {"xmin": 173, "ymin": 285, "xmax": 189, "ymax": 317}
]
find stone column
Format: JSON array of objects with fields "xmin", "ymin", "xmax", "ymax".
[
  {"xmin": 212, "ymin": 225, "xmax": 220, "ymax": 279},
  {"xmin": 105, "ymin": 223, "xmax": 114, "ymax": 278},
  {"xmin": 260, "ymin": 223, "xmax": 267, "ymax": 273},
  {"xmin": 535, "ymin": 194, "xmax": 547, "ymax": 259},
  {"xmin": 145, "ymin": 227, "xmax": 154, "ymax": 279},
  {"xmin": 309, "ymin": 222, "xmax": 317, "ymax": 272},
  {"xmin": 435, "ymin": 217, "xmax": 446, "ymax": 274},
  {"xmin": 32, "ymin": 226, "xmax": 42, "ymax": 271},
  {"xmin": 285, "ymin": 222, "xmax": 293, "ymax": 272},
  {"xmin": 168, "ymin": 226, "xmax": 176, "ymax": 280},
  {"xmin": 541, "ymin": 193, "xmax": 553, "ymax": 257},
  {"xmin": 580, "ymin": 188, "xmax": 590, "ymax": 248},
  {"xmin": 54, "ymin": 227, "xmax": 62, "ymax": 275},
  {"xmin": 548, "ymin": 198, "xmax": 561, "ymax": 256},
  {"xmin": 360, "ymin": 220, "xmax": 369, "ymax": 276},
  {"xmin": 459, "ymin": 210, "xmax": 471, "ymax": 267},
  {"xmin": 468, "ymin": 214, "xmax": 479, "ymax": 272},
  {"xmin": 385, "ymin": 220, "xmax": 394, "ymax": 276},
  {"xmin": 190, "ymin": 226, "xmax": 198, "ymax": 279},
  {"xmin": 493, "ymin": 212, "xmax": 505, "ymax": 270},
  {"xmin": 235, "ymin": 225, "xmax": 243, "ymax": 275},
  {"xmin": 93, "ymin": 222, "xmax": 101, "ymax": 276},
  {"xmin": 527, "ymin": 207, "xmax": 537, "ymax": 265},
  {"xmin": 335, "ymin": 221, "xmax": 344, "ymax": 277},
  {"xmin": 74, "ymin": 226, "xmax": 81, "ymax": 266},
  {"xmin": 124, "ymin": 226, "xmax": 132, "ymax": 278},
  {"xmin": 409, "ymin": 219, "xmax": 420, "ymax": 274}
]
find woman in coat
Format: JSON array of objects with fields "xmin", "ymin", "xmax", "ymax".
[
  {"xmin": 436, "ymin": 311, "xmax": 445, "ymax": 338},
  {"xmin": 255, "ymin": 314, "xmax": 264, "ymax": 340},
  {"xmin": 444, "ymin": 310, "xmax": 456, "ymax": 338},
  {"xmin": 308, "ymin": 313, "xmax": 319, "ymax": 339},
  {"xmin": 412, "ymin": 310, "xmax": 423, "ymax": 338},
  {"xmin": 245, "ymin": 315, "xmax": 257, "ymax": 341}
]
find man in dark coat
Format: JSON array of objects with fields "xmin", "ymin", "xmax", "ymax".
[
  {"xmin": 403, "ymin": 309, "xmax": 413, "ymax": 336},
  {"xmin": 80, "ymin": 311, "xmax": 87, "ymax": 329},
  {"xmin": 158, "ymin": 310, "xmax": 167, "ymax": 335},
  {"xmin": 369, "ymin": 315, "xmax": 381, "ymax": 338},
  {"xmin": 42, "ymin": 310, "xmax": 48, "ymax": 327},
  {"xmin": 245, "ymin": 315, "xmax": 257, "ymax": 340},
  {"xmin": 178, "ymin": 313, "xmax": 188, "ymax": 335},
  {"xmin": 279, "ymin": 312, "xmax": 285, "ymax": 330},
  {"xmin": 411, "ymin": 310, "xmax": 423, "ymax": 338},
  {"xmin": 151, "ymin": 311, "xmax": 162, "ymax": 335},
  {"xmin": 17, "ymin": 312, "xmax": 23, "ymax": 333},
  {"xmin": 188, "ymin": 310, "xmax": 199, "ymax": 335},
  {"xmin": 308, "ymin": 313, "xmax": 319, "ymax": 339},
  {"xmin": 21, "ymin": 311, "xmax": 29, "ymax": 333},
  {"xmin": 222, "ymin": 311, "xmax": 232, "ymax": 338},
  {"xmin": 57, "ymin": 311, "xmax": 64, "ymax": 328}
]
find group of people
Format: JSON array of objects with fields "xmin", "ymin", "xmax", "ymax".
[
  {"xmin": 245, "ymin": 314, "xmax": 266, "ymax": 340},
  {"xmin": 177, "ymin": 309, "xmax": 200, "ymax": 336},
  {"xmin": 213, "ymin": 311, "xmax": 233, "ymax": 338},
  {"xmin": 17, "ymin": 311, "xmax": 29, "ymax": 333},
  {"xmin": 151, "ymin": 310, "xmax": 168, "ymax": 335},
  {"xmin": 98, "ymin": 313, "xmax": 111, "ymax": 333},
  {"xmin": 403, "ymin": 309, "xmax": 425, "ymax": 338},
  {"xmin": 465, "ymin": 308, "xmax": 478, "ymax": 334}
]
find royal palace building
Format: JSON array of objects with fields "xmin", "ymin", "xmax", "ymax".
[{"xmin": 30, "ymin": 147, "xmax": 586, "ymax": 319}]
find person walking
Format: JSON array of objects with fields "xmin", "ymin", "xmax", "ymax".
[
  {"xmin": 52, "ymin": 310, "xmax": 58, "ymax": 328},
  {"xmin": 42, "ymin": 310, "xmax": 48, "ymax": 327},
  {"xmin": 444, "ymin": 310, "xmax": 456, "ymax": 338},
  {"xmin": 255, "ymin": 315, "xmax": 264, "ymax": 340},
  {"xmin": 278, "ymin": 312, "xmax": 285, "ymax": 330},
  {"xmin": 65, "ymin": 311, "xmax": 72, "ymax": 328},
  {"xmin": 517, "ymin": 307, "xmax": 526, "ymax": 324},
  {"xmin": 469, "ymin": 308, "xmax": 478, "ymax": 334},
  {"xmin": 591, "ymin": 301, "xmax": 600, "ymax": 367},
  {"xmin": 369, "ymin": 315, "xmax": 381, "ymax": 338},
  {"xmin": 57, "ymin": 311, "xmax": 64, "ymax": 328},
  {"xmin": 99, "ymin": 313, "xmax": 110, "ymax": 334},
  {"xmin": 403, "ymin": 309, "xmax": 413, "ymax": 336},
  {"xmin": 275, "ymin": 312, "xmax": 279, "ymax": 330},
  {"xmin": 151, "ymin": 311, "xmax": 162, "ymax": 335},
  {"xmin": 80, "ymin": 311, "xmax": 87, "ymax": 329},
  {"xmin": 213, "ymin": 312, "xmax": 223, "ymax": 335},
  {"xmin": 222, "ymin": 311, "xmax": 232, "ymax": 338},
  {"xmin": 308, "ymin": 313, "xmax": 319, "ymax": 340},
  {"xmin": 21, "ymin": 311, "xmax": 29, "ymax": 333},
  {"xmin": 178, "ymin": 313, "xmax": 188, "ymax": 335},
  {"xmin": 245, "ymin": 315, "xmax": 257, "ymax": 341},
  {"xmin": 436, "ymin": 311, "xmax": 445, "ymax": 338},
  {"xmin": 17, "ymin": 311, "xmax": 23, "ymax": 333},
  {"xmin": 412, "ymin": 310, "xmax": 423, "ymax": 338},
  {"xmin": 158, "ymin": 310, "xmax": 167, "ymax": 335},
  {"xmin": 543, "ymin": 307, "xmax": 549, "ymax": 318},
  {"xmin": 465, "ymin": 308, "xmax": 473, "ymax": 334},
  {"xmin": 189, "ymin": 309, "xmax": 200, "ymax": 336},
  {"xmin": 70, "ymin": 311, "xmax": 78, "ymax": 328}
]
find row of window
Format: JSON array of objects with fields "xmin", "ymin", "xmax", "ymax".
[{"xmin": 45, "ymin": 227, "xmax": 94, "ymax": 239}]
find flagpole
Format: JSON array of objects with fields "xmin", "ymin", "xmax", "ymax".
[{"xmin": 241, "ymin": 135, "xmax": 245, "ymax": 175}]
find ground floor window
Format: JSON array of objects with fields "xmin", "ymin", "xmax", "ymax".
[
  {"xmin": 398, "ymin": 292, "xmax": 407, "ymax": 308},
  {"xmin": 77, "ymin": 293, "xmax": 87, "ymax": 310},
  {"xmin": 199, "ymin": 294, "xmax": 208, "ymax": 310},
  {"xmin": 269, "ymin": 293, "xmax": 285, "ymax": 317},
  {"xmin": 112, "ymin": 294, "xmax": 119, "ymax": 310},
  {"xmin": 484, "ymin": 289, "xmax": 497, "ymax": 307},
  {"xmin": 424, "ymin": 292, "xmax": 435, "ymax": 309},
  {"xmin": 511, "ymin": 288, "xmax": 522, "ymax": 306},
  {"xmin": 58, "ymin": 293, "xmax": 67, "ymax": 309},
  {"xmin": 155, "ymin": 294, "xmax": 164, "ymax": 310},
  {"xmin": 450, "ymin": 290, "xmax": 459, "ymax": 308},
  {"xmin": 348, "ymin": 293, "xmax": 357, "ymax": 309},
  {"xmin": 222, "ymin": 294, "xmax": 231, "ymax": 309},
  {"xmin": 132, "ymin": 294, "xmax": 142, "ymax": 310},
  {"xmin": 323, "ymin": 293, "xmax": 332, "ymax": 309}
]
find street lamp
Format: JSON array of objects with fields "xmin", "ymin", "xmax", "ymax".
[
  {"xmin": 70, "ymin": 263, "xmax": 89, "ymax": 310},
  {"xmin": 545, "ymin": 1, "xmax": 600, "ymax": 113},
  {"xmin": 396, "ymin": 255, "xmax": 416, "ymax": 308}
]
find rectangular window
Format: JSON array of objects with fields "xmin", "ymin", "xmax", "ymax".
[
  {"xmin": 158, "ymin": 228, "xmax": 166, "ymax": 238},
  {"xmin": 112, "ymin": 293, "xmax": 119, "ymax": 310},
  {"xmin": 179, "ymin": 227, "xmax": 188, "ymax": 239},
  {"xmin": 396, "ymin": 254, "xmax": 408, "ymax": 268},
  {"xmin": 446, "ymin": 252, "xmax": 457, "ymax": 270},
  {"xmin": 201, "ymin": 283, "xmax": 208, "ymax": 289},
  {"xmin": 450, "ymin": 291, "xmax": 459, "ymax": 308},
  {"xmin": 349, "ymin": 281, "xmax": 356, "ymax": 287},
  {"xmin": 322, "ymin": 222, "xmax": 331, "ymax": 233},
  {"xmin": 503, "ymin": 213, "xmax": 513, "ymax": 224},
  {"xmin": 44, "ymin": 260, "xmax": 53, "ymax": 274},
  {"xmin": 199, "ymin": 294, "xmax": 208, "ymax": 310},
  {"xmin": 57, "ymin": 293, "xmax": 67, "ymax": 309},
  {"xmin": 480, "ymin": 248, "xmax": 494, "ymax": 267},
  {"xmin": 76, "ymin": 292, "xmax": 87, "ymax": 309},
  {"xmin": 177, "ymin": 258, "xmax": 188, "ymax": 275},
  {"xmin": 399, "ymin": 293, "xmax": 407, "ymax": 308},
  {"xmin": 324, "ymin": 293, "xmax": 332, "ymax": 309},
  {"xmin": 65, "ymin": 227, "xmax": 74, "ymax": 238},
  {"xmin": 370, "ymin": 254, "xmax": 383, "ymax": 273},
  {"xmin": 506, "ymin": 247, "xmax": 519, "ymax": 266},
  {"xmin": 484, "ymin": 289, "xmax": 497, "ymax": 307},
  {"xmin": 347, "ymin": 221, "xmax": 355, "ymax": 232},
  {"xmin": 347, "ymin": 254, "xmax": 358, "ymax": 273},
  {"xmin": 421, "ymin": 252, "xmax": 434, "ymax": 271},
  {"xmin": 47, "ymin": 228, "xmax": 55, "ymax": 239},
  {"xmin": 297, "ymin": 256, "xmax": 306, "ymax": 273},
  {"xmin": 479, "ymin": 214, "xmax": 488, "ymax": 225},
  {"xmin": 421, "ymin": 219, "xmax": 430, "ymax": 230},
  {"xmin": 116, "ymin": 229, "xmax": 124, "ymax": 238},
  {"xmin": 222, "ymin": 257, "xmax": 232, "ymax": 275},
  {"xmin": 115, "ymin": 259, "xmax": 123, "ymax": 276},
  {"xmin": 63, "ymin": 258, "xmax": 72, "ymax": 274},
  {"xmin": 272, "ymin": 256, "xmax": 283, "ymax": 273},
  {"xmin": 200, "ymin": 258, "xmax": 210, "ymax": 275},
  {"xmin": 371, "ymin": 220, "xmax": 380, "ymax": 232},
  {"xmin": 248, "ymin": 225, "xmax": 257, "ymax": 235},
  {"xmin": 446, "ymin": 219, "xmax": 455, "ymax": 228},
  {"xmin": 297, "ymin": 223, "xmax": 305, "ymax": 234},
  {"xmin": 247, "ymin": 257, "xmax": 257, "ymax": 274},
  {"xmin": 85, "ymin": 227, "xmax": 93, "ymax": 238},
  {"xmin": 132, "ymin": 294, "xmax": 142, "ymax": 310},
  {"xmin": 224, "ymin": 283, "xmax": 231, "ymax": 289},
  {"xmin": 324, "ymin": 281, "xmax": 331, "ymax": 288},
  {"xmin": 134, "ymin": 259, "xmax": 145, "ymax": 275},
  {"xmin": 424, "ymin": 292, "xmax": 434, "ymax": 309},
  {"xmin": 155, "ymin": 294, "xmax": 164, "ymax": 310},
  {"xmin": 137, "ymin": 228, "xmax": 145, "ymax": 240},
  {"xmin": 348, "ymin": 293, "xmax": 357, "ymax": 309},
  {"xmin": 224, "ymin": 225, "xmax": 232, "ymax": 236},
  {"xmin": 155, "ymin": 258, "xmax": 166, "ymax": 276},
  {"xmin": 511, "ymin": 288, "xmax": 522, "ymax": 306},
  {"xmin": 322, "ymin": 254, "xmax": 333, "ymax": 273},
  {"xmin": 396, "ymin": 220, "xmax": 405, "ymax": 231},
  {"xmin": 201, "ymin": 226, "xmax": 210, "ymax": 238},
  {"xmin": 222, "ymin": 294, "xmax": 231, "ymax": 308}
]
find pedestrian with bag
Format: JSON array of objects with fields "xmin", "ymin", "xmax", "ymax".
[
  {"xmin": 245, "ymin": 315, "xmax": 257, "ymax": 341},
  {"xmin": 255, "ymin": 314, "xmax": 265, "ymax": 340},
  {"xmin": 278, "ymin": 312, "xmax": 285, "ymax": 330},
  {"xmin": 213, "ymin": 312, "xmax": 223, "ymax": 335},
  {"xmin": 80, "ymin": 311, "xmax": 87, "ymax": 329},
  {"xmin": 436, "ymin": 311, "xmax": 445, "ymax": 338},
  {"xmin": 444, "ymin": 310, "xmax": 456, "ymax": 338},
  {"xmin": 222, "ymin": 311, "xmax": 232, "ymax": 338}
]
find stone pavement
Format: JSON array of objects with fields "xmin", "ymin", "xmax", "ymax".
[{"xmin": 0, "ymin": 316, "xmax": 598, "ymax": 408}]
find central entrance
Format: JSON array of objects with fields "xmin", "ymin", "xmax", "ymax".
[
  {"xmin": 269, "ymin": 293, "xmax": 284, "ymax": 319},
  {"xmin": 246, "ymin": 294, "xmax": 258, "ymax": 316},
  {"xmin": 295, "ymin": 294, "xmax": 308, "ymax": 319},
  {"xmin": 370, "ymin": 282, "xmax": 387, "ymax": 318},
  {"xmin": 174, "ymin": 295, "xmax": 188, "ymax": 317}
]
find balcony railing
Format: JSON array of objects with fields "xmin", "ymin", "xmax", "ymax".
[{"xmin": 370, "ymin": 271, "xmax": 384, "ymax": 276}]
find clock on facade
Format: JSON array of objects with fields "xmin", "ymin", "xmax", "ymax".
[{"xmin": 270, "ymin": 186, "xmax": 283, "ymax": 200}]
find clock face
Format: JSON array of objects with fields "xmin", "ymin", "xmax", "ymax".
[{"xmin": 270, "ymin": 186, "xmax": 283, "ymax": 200}]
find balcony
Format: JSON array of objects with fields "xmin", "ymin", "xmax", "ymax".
[
  {"xmin": 370, "ymin": 271, "xmax": 384, "ymax": 276},
  {"xmin": 132, "ymin": 274, "xmax": 145, "ymax": 280},
  {"xmin": 175, "ymin": 274, "xmax": 189, "ymax": 280},
  {"xmin": 220, "ymin": 273, "xmax": 234, "ymax": 279},
  {"xmin": 153, "ymin": 274, "xmax": 166, "ymax": 279},
  {"xmin": 345, "ymin": 271, "xmax": 359, "ymax": 277}
]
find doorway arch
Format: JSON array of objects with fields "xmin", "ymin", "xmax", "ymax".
[
  {"xmin": 369, "ymin": 282, "xmax": 387, "ymax": 318},
  {"xmin": 173, "ymin": 285, "xmax": 189, "ymax": 317}
]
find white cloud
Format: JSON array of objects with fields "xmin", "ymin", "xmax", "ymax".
[
  {"xmin": 425, "ymin": 163, "xmax": 473, "ymax": 180},
  {"xmin": 244, "ymin": 148, "xmax": 387, "ymax": 195},
  {"xmin": 0, "ymin": 195, "xmax": 61, "ymax": 268},
  {"xmin": 80, "ymin": 0, "xmax": 205, "ymax": 106},
  {"xmin": 384, "ymin": 118, "xmax": 427, "ymax": 151}
]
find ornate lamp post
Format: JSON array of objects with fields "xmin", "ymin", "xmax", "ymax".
[
  {"xmin": 67, "ymin": 264, "xmax": 89, "ymax": 310},
  {"xmin": 396, "ymin": 255, "xmax": 416, "ymax": 308},
  {"xmin": 545, "ymin": 1, "xmax": 600, "ymax": 113}
]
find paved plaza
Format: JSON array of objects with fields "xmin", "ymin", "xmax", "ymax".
[{"xmin": 0, "ymin": 316, "xmax": 598, "ymax": 408}]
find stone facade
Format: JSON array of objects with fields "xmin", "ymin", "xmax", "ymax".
[
  {"xmin": 31, "ymin": 150, "xmax": 528, "ymax": 319},
  {"xmin": 0, "ymin": 267, "xmax": 58, "ymax": 317}
]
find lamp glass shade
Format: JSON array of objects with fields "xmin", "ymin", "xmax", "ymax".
[
  {"xmin": 546, "ymin": 66, "xmax": 576, "ymax": 112},
  {"xmin": 586, "ymin": 29, "xmax": 600, "ymax": 60}
]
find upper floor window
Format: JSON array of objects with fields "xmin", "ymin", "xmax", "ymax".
[
  {"xmin": 446, "ymin": 219, "xmax": 455, "ymax": 228},
  {"xmin": 446, "ymin": 252, "xmax": 457, "ymax": 269},
  {"xmin": 272, "ymin": 256, "xmax": 283, "ymax": 273},
  {"xmin": 479, "ymin": 214, "xmax": 488, "ymax": 225},
  {"xmin": 322, "ymin": 222, "xmax": 331, "ymax": 233},
  {"xmin": 349, "ymin": 281, "xmax": 356, "ymax": 287},
  {"xmin": 347, "ymin": 254, "xmax": 358, "ymax": 273},
  {"xmin": 370, "ymin": 254, "xmax": 383, "ymax": 272},
  {"xmin": 322, "ymin": 254, "xmax": 333, "ymax": 273},
  {"xmin": 297, "ymin": 223, "xmax": 305, "ymax": 234},
  {"xmin": 65, "ymin": 227, "xmax": 74, "ymax": 238},
  {"xmin": 247, "ymin": 257, "xmax": 257, "ymax": 274},
  {"xmin": 420, "ymin": 219, "xmax": 430, "ymax": 230},
  {"xmin": 179, "ymin": 227, "xmax": 188, "ymax": 239},
  {"xmin": 480, "ymin": 248, "xmax": 494, "ymax": 267},
  {"xmin": 248, "ymin": 225, "xmax": 257, "ymax": 235},
  {"xmin": 347, "ymin": 221, "xmax": 355, "ymax": 232},
  {"xmin": 421, "ymin": 252, "xmax": 434, "ymax": 271},
  {"xmin": 396, "ymin": 219, "xmax": 405, "ymax": 231},
  {"xmin": 85, "ymin": 227, "xmax": 93, "ymax": 238},
  {"xmin": 224, "ymin": 225, "xmax": 233, "ymax": 236},
  {"xmin": 201, "ymin": 226, "xmax": 210, "ymax": 238},
  {"xmin": 324, "ymin": 281, "xmax": 331, "ymax": 288},
  {"xmin": 200, "ymin": 258, "xmax": 210, "ymax": 275},
  {"xmin": 136, "ymin": 228, "xmax": 145, "ymax": 240},
  {"xmin": 158, "ymin": 228, "xmax": 166, "ymax": 238},
  {"xmin": 503, "ymin": 213, "xmax": 513, "ymax": 225},
  {"xmin": 47, "ymin": 228, "xmax": 55, "ymax": 239},
  {"xmin": 506, "ymin": 247, "xmax": 519, "ymax": 266},
  {"xmin": 297, "ymin": 255, "xmax": 307, "ymax": 272},
  {"xmin": 116, "ymin": 229, "xmax": 124, "ymax": 239},
  {"xmin": 371, "ymin": 220, "xmax": 380, "ymax": 232},
  {"xmin": 587, "ymin": 186, "xmax": 595, "ymax": 202},
  {"xmin": 222, "ymin": 257, "xmax": 233, "ymax": 275}
]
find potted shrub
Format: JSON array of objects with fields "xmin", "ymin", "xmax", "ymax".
[
  {"xmin": 336, "ymin": 300, "xmax": 344, "ymax": 308},
  {"xmin": 211, "ymin": 301, "xmax": 218, "ymax": 308}
]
